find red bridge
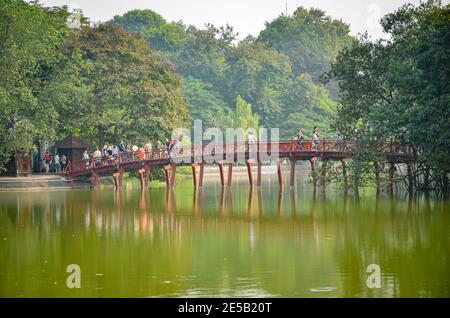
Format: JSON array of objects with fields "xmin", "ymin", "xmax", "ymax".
[{"xmin": 63, "ymin": 139, "xmax": 415, "ymax": 191}]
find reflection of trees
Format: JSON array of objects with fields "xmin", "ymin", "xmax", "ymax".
[
  {"xmin": 336, "ymin": 196, "xmax": 450, "ymax": 297},
  {"xmin": 0, "ymin": 190, "xmax": 448, "ymax": 297}
]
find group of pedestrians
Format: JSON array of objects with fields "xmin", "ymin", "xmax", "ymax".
[
  {"xmin": 293, "ymin": 127, "xmax": 323, "ymax": 151},
  {"xmin": 83, "ymin": 140, "xmax": 162, "ymax": 168},
  {"xmin": 42, "ymin": 151, "xmax": 67, "ymax": 173}
]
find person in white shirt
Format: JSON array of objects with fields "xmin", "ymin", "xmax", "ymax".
[
  {"xmin": 93, "ymin": 147, "xmax": 102, "ymax": 166},
  {"xmin": 54, "ymin": 153, "xmax": 61, "ymax": 173},
  {"xmin": 313, "ymin": 127, "xmax": 320, "ymax": 151}
]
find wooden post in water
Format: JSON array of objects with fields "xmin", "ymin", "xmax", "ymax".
[
  {"xmin": 91, "ymin": 170, "xmax": 99, "ymax": 188},
  {"xmin": 257, "ymin": 160, "xmax": 262, "ymax": 187},
  {"xmin": 199, "ymin": 162, "xmax": 205, "ymax": 187},
  {"xmin": 342, "ymin": 158, "xmax": 348, "ymax": 195},
  {"xmin": 290, "ymin": 156, "xmax": 296, "ymax": 188},
  {"xmin": 277, "ymin": 188, "xmax": 283, "ymax": 216},
  {"xmin": 247, "ymin": 187, "xmax": 254, "ymax": 216},
  {"xmin": 192, "ymin": 163, "xmax": 198, "ymax": 188},
  {"xmin": 277, "ymin": 158, "xmax": 284, "ymax": 188},
  {"xmin": 144, "ymin": 163, "xmax": 151, "ymax": 188},
  {"xmin": 227, "ymin": 163, "xmax": 233, "ymax": 187},
  {"xmin": 310, "ymin": 158, "xmax": 317, "ymax": 189},
  {"xmin": 220, "ymin": 188, "xmax": 226, "ymax": 216},
  {"xmin": 257, "ymin": 188, "xmax": 263, "ymax": 216},
  {"xmin": 138, "ymin": 168, "xmax": 145, "ymax": 190},
  {"xmin": 164, "ymin": 164, "xmax": 171, "ymax": 188},
  {"xmin": 113, "ymin": 172, "xmax": 120, "ymax": 189},
  {"xmin": 246, "ymin": 159, "xmax": 254, "ymax": 187},
  {"xmin": 218, "ymin": 160, "xmax": 225, "ymax": 187},
  {"xmin": 170, "ymin": 163, "xmax": 177, "ymax": 187}
]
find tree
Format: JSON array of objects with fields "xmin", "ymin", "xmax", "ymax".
[
  {"xmin": 0, "ymin": 0, "xmax": 71, "ymax": 171},
  {"xmin": 258, "ymin": 7, "xmax": 353, "ymax": 81},
  {"xmin": 325, "ymin": 0, "xmax": 450, "ymax": 192},
  {"xmin": 223, "ymin": 42, "xmax": 291, "ymax": 127},
  {"xmin": 109, "ymin": 9, "xmax": 188, "ymax": 54},
  {"xmin": 183, "ymin": 76, "xmax": 230, "ymax": 128},
  {"xmin": 45, "ymin": 24, "xmax": 190, "ymax": 147},
  {"xmin": 227, "ymin": 96, "xmax": 260, "ymax": 130}
]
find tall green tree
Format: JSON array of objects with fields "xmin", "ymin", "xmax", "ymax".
[
  {"xmin": 325, "ymin": 0, "xmax": 450, "ymax": 191},
  {"xmin": 258, "ymin": 7, "xmax": 353, "ymax": 81},
  {"xmin": 45, "ymin": 24, "xmax": 190, "ymax": 147},
  {"xmin": 0, "ymin": 0, "xmax": 70, "ymax": 170},
  {"xmin": 227, "ymin": 96, "xmax": 260, "ymax": 130}
]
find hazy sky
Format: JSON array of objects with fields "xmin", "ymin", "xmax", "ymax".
[{"xmin": 38, "ymin": 0, "xmax": 449, "ymax": 39}]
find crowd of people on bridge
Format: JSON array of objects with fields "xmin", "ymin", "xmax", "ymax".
[
  {"xmin": 293, "ymin": 127, "xmax": 321, "ymax": 150},
  {"xmin": 76, "ymin": 127, "xmax": 345, "ymax": 169},
  {"xmin": 82, "ymin": 139, "xmax": 183, "ymax": 168}
]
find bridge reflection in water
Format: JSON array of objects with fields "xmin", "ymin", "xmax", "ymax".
[{"xmin": 0, "ymin": 186, "xmax": 448, "ymax": 297}]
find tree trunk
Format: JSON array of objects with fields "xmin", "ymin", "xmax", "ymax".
[{"xmin": 98, "ymin": 124, "xmax": 105, "ymax": 148}]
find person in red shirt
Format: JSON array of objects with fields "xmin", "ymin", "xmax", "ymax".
[{"xmin": 43, "ymin": 151, "xmax": 51, "ymax": 173}]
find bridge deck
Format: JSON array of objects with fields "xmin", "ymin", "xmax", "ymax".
[{"xmin": 62, "ymin": 139, "xmax": 415, "ymax": 189}]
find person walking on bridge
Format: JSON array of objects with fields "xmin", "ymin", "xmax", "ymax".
[
  {"xmin": 93, "ymin": 147, "xmax": 102, "ymax": 167},
  {"xmin": 60, "ymin": 153, "xmax": 67, "ymax": 171},
  {"xmin": 83, "ymin": 150, "xmax": 90, "ymax": 168},
  {"xmin": 313, "ymin": 127, "xmax": 320, "ymax": 151},
  {"xmin": 295, "ymin": 129, "xmax": 304, "ymax": 150}
]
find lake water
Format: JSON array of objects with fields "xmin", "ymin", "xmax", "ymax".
[{"xmin": 0, "ymin": 178, "xmax": 449, "ymax": 297}]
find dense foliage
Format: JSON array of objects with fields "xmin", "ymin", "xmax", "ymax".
[
  {"xmin": 0, "ymin": 0, "xmax": 69, "ymax": 169},
  {"xmin": 0, "ymin": 0, "xmax": 189, "ymax": 171},
  {"xmin": 324, "ymin": 0, "xmax": 449, "ymax": 191},
  {"xmin": 109, "ymin": 8, "xmax": 351, "ymax": 137}
]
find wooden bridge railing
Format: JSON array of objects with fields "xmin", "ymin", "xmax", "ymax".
[{"xmin": 63, "ymin": 139, "xmax": 414, "ymax": 176}]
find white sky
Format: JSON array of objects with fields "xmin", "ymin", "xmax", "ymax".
[{"xmin": 38, "ymin": 0, "xmax": 450, "ymax": 39}]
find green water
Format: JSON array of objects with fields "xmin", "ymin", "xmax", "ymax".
[{"xmin": 0, "ymin": 179, "xmax": 449, "ymax": 298}]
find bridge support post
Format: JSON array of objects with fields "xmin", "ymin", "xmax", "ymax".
[
  {"xmin": 227, "ymin": 163, "xmax": 233, "ymax": 187},
  {"xmin": 290, "ymin": 157, "xmax": 296, "ymax": 188},
  {"xmin": 407, "ymin": 162, "xmax": 414, "ymax": 195},
  {"xmin": 91, "ymin": 170, "xmax": 99, "ymax": 188},
  {"xmin": 199, "ymin": 163, "xmax": 205, "ymax": 187},
  {"xmin": 247, "ymin": 187, "xmax": 254, "ymax": 216},
  {"xmin": 342, "ymin": 159, "xmax": 348, "ymax": 195},
  {"xmin": 310, "ymin": 158, "xmax": 317, "ymax": 189},
  {"xmin": 277, "ymin": 158, "xmax": 284, "ymax": 188},
  {"xmin": 257, "ymin": 160, "xmax": 262, "ymax": 187},
  {"xmin": 246, "ymin": 160, "xmax": 254, "ymax": 187},
  {"xmin": 192, "ymin": 163, "xmax": 198, "ymax": 188},
  {"xmin": 277, "ymin": 188, "xmax": 283, "ymax": 216},
  {"xmin": 138, "ymin": 168, "xmax": 145, "ymax": 190},
  {"xmin": 113, "ymin": 169, "xmax": 123, "ymax": 190},
  {"xmin": 218, "ymin": 160, "xmax": 225, "ymax": 187},
  {"xmin": 144, "ymin": 164, "xmax": 151, "ymax": 188},
  {"xmin": 164, "ymin": 164, "xmax": 171, "ymax": 188},
  {"xmin": 170, "ymin": 163, "xmax": 177, "ymax": 187}
]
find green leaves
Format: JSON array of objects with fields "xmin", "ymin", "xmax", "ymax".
[
  {"xmin": 327, "ymin": 0, "xmax": 450, "ymax": 179},
  {"xmin": 0, "ymin": 0, "xmax": 71, "ymax": 170},
  {"xmin": 47, "ymin": 24, "xmax": 190, "ymax": 146}
]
